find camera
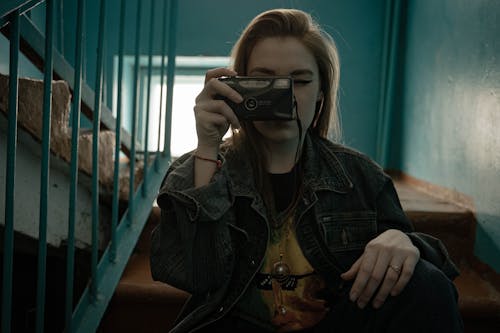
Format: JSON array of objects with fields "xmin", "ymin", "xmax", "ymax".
[{"xmin": 217, "ymin": 76, "xmax": 296, "ymax": 121}]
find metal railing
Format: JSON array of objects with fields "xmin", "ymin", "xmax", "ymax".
[{"xmin": 0, "ymin": 0, "xmax": 178, "ymax": 332}]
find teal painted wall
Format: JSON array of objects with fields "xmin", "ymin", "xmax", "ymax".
[{"xmin": 391, "ymin": 0, "xmax": 500, "ymax": 271}]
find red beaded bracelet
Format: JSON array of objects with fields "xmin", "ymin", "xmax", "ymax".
[{"xmin": 194, "ymin": 153, "xmax": 222, "ymax": 169}]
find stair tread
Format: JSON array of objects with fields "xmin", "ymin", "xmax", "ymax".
[
  {"xmin": 454, "ymin": 266, "xmax": 500, "ymax": 318},
  {"xmin": 116, "ymin": 253, "xmax": 189, "ymax": 303},
  {"xmin": 393, "ymin": 179, "xmax": 470, "ymax": 215}
]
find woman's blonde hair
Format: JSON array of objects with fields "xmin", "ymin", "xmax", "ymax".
[
  {"xmin": 230, "ymin": 8, "xmax": 341, "ymax": 141},
  {"xmin": 227, "ymin": 9, "xmax": 341, "ymax": 222}
]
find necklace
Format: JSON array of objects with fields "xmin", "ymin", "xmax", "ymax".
[
  {"xmin": 268, "ymin": 162, "xmax": 302, "ymax": 315},
  {"xmin": 271, "ymin": 217, "xmax": 292, "ymax": 316}
]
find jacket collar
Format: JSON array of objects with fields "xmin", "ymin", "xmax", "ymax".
[{"xmin": 225, "ymin": 133, "xmax": 353, "ymax": 198}]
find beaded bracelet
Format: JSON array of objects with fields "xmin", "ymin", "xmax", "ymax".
[{"xmin": 193, "ymin": 153, "xmax": 222, "ymax": 169}]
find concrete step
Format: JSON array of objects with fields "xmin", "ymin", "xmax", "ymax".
[
  {"xmin": 98, "ymin": 253, "xmax": 189, "ymax": 333},
  {"xmin": 98, "ymin": 208, "xmax": 189, "ymax": 333},
  {"xmin": 393, "ymin": 174, "xmax": 500, "ymax": 332}
]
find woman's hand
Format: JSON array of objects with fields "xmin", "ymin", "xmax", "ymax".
[
  {"xmin": 340, "ymin": 229, "xmax": 420, "ymax": 309},
  {"xmin": 194, "ymin": 67, "xmax": 243, "ymax": 152}
]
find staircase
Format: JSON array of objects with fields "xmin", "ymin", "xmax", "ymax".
[
  {"xmin": 394, "ymin": 172, "xmax": 500, "ymax": 332},
  {"xmin": 99, "ymin": 173, "xmax": 500, "ymax": 332}
]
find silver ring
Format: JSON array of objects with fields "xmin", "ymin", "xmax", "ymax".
[{"xmin": 389, "ymin": 264, "xmax": 401, "ymax": 274}]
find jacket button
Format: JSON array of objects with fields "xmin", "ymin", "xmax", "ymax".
[{"xmin": 219, "ymin": 306, "xmax": 224, "ymax": 312}]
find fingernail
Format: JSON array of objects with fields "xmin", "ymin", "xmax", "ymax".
[
  {"xmin": 373, "ymin": 300, "xmax": 381, "ymax": 309},
  {"xmin": 349, "ymin": 291, "xmax": 357, "ymax": 302},
  {"xmin": 358, "ymin": 301, "xmax": 366, "ymax": 309}
]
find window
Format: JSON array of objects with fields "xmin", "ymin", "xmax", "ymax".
[{"xmin": 117, "ymin": 56, "xmax": 230, "ymax": 158}]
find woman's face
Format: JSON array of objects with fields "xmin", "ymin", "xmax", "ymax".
[{"xmin": 246, "ymin": 36, "xmax": 322, "ymax": 146}]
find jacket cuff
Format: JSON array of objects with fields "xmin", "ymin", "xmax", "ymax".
[{"xmin": 407, "ymin": 232, "xmax": 460, "ymax": 280}]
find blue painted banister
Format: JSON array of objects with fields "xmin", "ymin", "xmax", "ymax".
[
  {"xmin": 65, "ymin": 0, "xmax": 85, "ymax": 330},
  {"xmin": 0, "ymin": 0, "xmax": 42, "ymax": 27},
  {"xmin": 129, "ymin": 0, "xmax": 142, "ymax": 224},
  {"xmin": 0, "ymin": 15, "xmax": 136, "ymax": 156},
  {"xmin": 155, "ymin": 0, "xmax": 169, "ymax": 171},
  {"xmin": 1, "ymin": 10, "xmax": 20, "ymax": 333},
  {"xmin": 90, "ymin": 0, "xmax": 106, "ymax": 303},
  {"xmin": 143, "ymin": 0, "xmax": 156, "ymax": 197},
  {"xmin": 1, "ymin": 1, "xmax": 178, "ymax": 331},
  {"xmin": 35, "ymin": 0, "xmax": 54, "ymax": 331},
  {"xmin": 111, "ymin": 0, "xmax": 126, "ymax": 264},
  {"xmin": 163, "ymin": 0, "xmax": 178, "ymax": 158}
]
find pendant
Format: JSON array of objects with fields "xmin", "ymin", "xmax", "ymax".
[{"xmin": 272, "ymin": 259, "xmax": 291, "ymax": 283}]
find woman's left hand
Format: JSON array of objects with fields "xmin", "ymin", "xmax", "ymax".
[{"xmin": 340, "ymin": 229, "xmax": 420, "ymax": 309}]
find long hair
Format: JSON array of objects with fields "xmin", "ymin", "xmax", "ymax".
[{"xmin": 227, "ymin": 9, "xmax": 341, "ymax": 223}]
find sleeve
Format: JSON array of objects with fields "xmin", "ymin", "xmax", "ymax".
[
  {"xmin": 150, "ymin": 153, "xmax": 235, "ymax": 294},
  {"xmin": 376, "ymin": 176, "xmax": 460, "ymax": 280}
]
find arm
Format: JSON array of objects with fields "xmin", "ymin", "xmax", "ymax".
[
  {"xmin": 150, "ymin": 154, "xmax": 235, "ymax": 294},
  {"xmin": 193, "ymin": 67, "xmax": 242, "ymax": 188},
  {"xmin": 375, "ymin": 177, "xmax": 459, "ymax": 279},
  {"xmin": 150, "ymin": 67, "xmax": 243, "ymax": 294},
  {"xmin": 341, "ymin": 176, "xmax": 458, "ymax": 309}
]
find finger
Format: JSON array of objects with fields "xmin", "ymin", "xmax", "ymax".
[
  {"xmin": 196, "ymin": 111, "xmax": 230, "ymax": 143},
  {"xmin": 196, "ymin": 109, "xmax": 229, "ymax": 128},
  {"xmin": 371, "ymin": 260, "xmax": 404, "ymax": 309},
  {"xmin": 195, "ymin": 99, "xmax": 240, "ymax": 129},
  {"xmin": 200, "ymin": 77, "xmax": 243, "ymax": 106},
  {"xmin": 348, "ymin": 250, "xmax": 377, "ymax": 303},
  {"xmin": 391, "ymin": 256, "xmax": 418, "ymax": 296},
  {"xmin": 341, "ymin": 255, "xmax": 363, "ymax": 281},
  {"xmin": 356, "ymin": 252, "xmax": 391, "ymax": 309},
  {"xmin": 205, "ymin": 67, "xmax": 237, "ymax": 84}
]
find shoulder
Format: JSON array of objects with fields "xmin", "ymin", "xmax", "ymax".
[{"xmin": 313, "ymin": 136, "xmax": 390, "ymax": 192}]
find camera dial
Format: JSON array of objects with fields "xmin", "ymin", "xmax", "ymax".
[{"xmin": 244, "ymin": 97, "xmax": 258, "ymax": 111}]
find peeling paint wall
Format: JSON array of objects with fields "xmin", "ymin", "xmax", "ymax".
[{"xmin": 393, "ymin": 0, "xmax": 500, "ymax": 271}]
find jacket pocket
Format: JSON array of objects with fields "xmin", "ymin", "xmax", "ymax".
[{"xmin": 318, "ymin": 211, "xmax": 377, "ymax": 253}]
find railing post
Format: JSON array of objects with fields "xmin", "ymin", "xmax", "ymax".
[
  {"xmin": 111, "ymin": 0, "xmax": 126, "ymax": 263},
  {"xmin": 129, "ymin": 0, "xmax": 142, "ymax": 224},
  {"xmin": 90, "ymin": 0, "xmax": 106, "ymax": 302},
  {"xmin": 163, "ymin": 0, "xmax": 178, "ymax": 158},
  {"xmin": 142, "ymin": 0, "xmax": 156, "ymax": 197},
  {"xmin": 155, "ymin": 0, "xmax": 169, "ymax": 171},
  {"xmin": 1, "ymin": 9, "xmax": 20, "ymax": 333},
  {"xmin": 66, "ymin": 0, "xmax": 85, "ymax": 330},
  {"xmin": 35, "ymin": 0, "xmax": 55, "ymax": 331}
]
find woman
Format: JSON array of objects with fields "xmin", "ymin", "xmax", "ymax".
[{"xmin": 150, "ymin": 8, "xmax": 463, "ymax": 333}]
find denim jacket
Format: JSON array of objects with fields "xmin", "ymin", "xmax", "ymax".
[{"xmin": 150, "ymin": 134, "xmax": 459, "ymax": 333}]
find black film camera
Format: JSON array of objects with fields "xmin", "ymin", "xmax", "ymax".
[{"xmin": 217, "ymin": 76, "xmax": 296, "ymax": 121}]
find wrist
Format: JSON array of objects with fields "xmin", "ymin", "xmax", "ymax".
[
  {"xmin": 196, "ymin": 143, "xmax": 219, "ymax": 159},
  {"xmin": 193, "ymin": 153, "xmax": 222, "ymax": 169}
]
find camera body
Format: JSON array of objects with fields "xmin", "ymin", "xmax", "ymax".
[{"xmin": 217, "ymin": 76, "xmax": 296, "ymax": 121}]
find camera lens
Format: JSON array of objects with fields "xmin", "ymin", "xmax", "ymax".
[{"xmin": 244, "ymin": 97, "xmax": 258, "ymax": 111}]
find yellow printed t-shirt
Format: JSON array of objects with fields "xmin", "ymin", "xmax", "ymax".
[{"xmin": 232, "ymin": 215, "xmax": 330, "ymax": 332}]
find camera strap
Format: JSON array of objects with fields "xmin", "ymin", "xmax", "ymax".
[{"xmin": 294, "ymin": 99, "xmax": 303, "ymax": 165}]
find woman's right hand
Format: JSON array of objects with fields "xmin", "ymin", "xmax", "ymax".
[{"xmin": 194, "ymin": 68, "xmax": 243, "ymax": 153}]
